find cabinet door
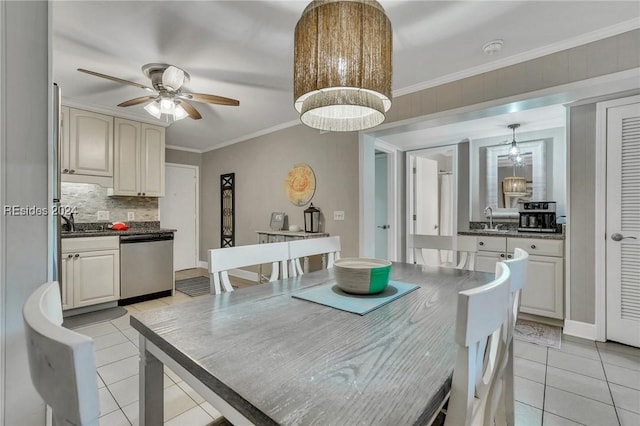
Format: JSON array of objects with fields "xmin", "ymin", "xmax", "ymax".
[
  {"xmin": 61, "ymin": 253, "xmax": 74, "ymax": 310},
  {"xmin": 475, "ymin": 251, "xmax": 506, "ymax": 273},
  {"xmin": 113, "ymin": 118, "xmax": 141, "ymax": 196},
  {"xmin": 69, "ymin": 109, "xmax": 114, "ymax": 176},
  {"xmin": 140, "ymin": 124, "xmax": 165, "ymax": 196},
  {"xmin": 73, "ymin": 249, "xmax": 120, "ymax": 308},
  {"xmin": 520, "ymin": 255, "xmax": 564, "ymax": 319}
]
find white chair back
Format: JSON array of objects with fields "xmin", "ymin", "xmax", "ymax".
[
  {"xmin": 409, "ymin": 234, "xmax": 475, "ymax": 270},
  {"xmin": 23, "ymin": 281, "xmax": 99, "ymax": 426},
  {"xmin": 445, "ymin": 262, "xmax": 511, "ymax": 426},
  {"xmin": 208, "ymin": 242, "xmax": 289, "ymax": 294},
  {"xmin": 501, "ymin": 248, "xmax": 529, "ymax": 426},
  {"xmin": 288, "ymin": 236, "xmax": 341, "ymax": 277}
]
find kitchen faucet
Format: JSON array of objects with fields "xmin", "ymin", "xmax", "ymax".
[
  {"xmin": 61, "ymin": 213, "xmax": 75, "ymax": 232},
  {"xmin": 484, "ymin": 206, "xmax": 494, "ymax": 230}
]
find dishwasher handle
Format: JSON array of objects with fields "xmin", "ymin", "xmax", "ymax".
[{"xmin": 120, "ymin": 233, "xmax": 174, "ymax": 243}]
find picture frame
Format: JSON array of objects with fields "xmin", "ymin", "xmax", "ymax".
[{"xmin": 270, "ymin": 212, "xmax": 285, "ymax": 231}]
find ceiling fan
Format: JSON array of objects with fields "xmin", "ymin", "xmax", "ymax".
[{"xmin": 77, "ymin": 63, "xmax": 240, "ymax": 120}]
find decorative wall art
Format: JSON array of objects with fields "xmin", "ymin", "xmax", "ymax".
[
  {"xmin": 220, "ymin": 173, "xmax": 235, "ymax": 248},
  {"xmin": 284, "ymin": 163, "xmax": 316, "ymax": 206}
]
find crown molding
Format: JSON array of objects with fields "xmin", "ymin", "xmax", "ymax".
[
  {"xmin": 393, "ymin": 18, "xmax": 640, "ymax": 98},
  {"xmin": 61, "ymin": 97, "xmax": 171, "ymax": 127},
  {"xmin": 165, "ymin": 145, "xmax": 203, "ymax": 154}
]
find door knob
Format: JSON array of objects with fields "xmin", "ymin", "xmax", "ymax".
[
  {"xmin": 611, "ymin": 233, "xmax": 638, "ymax": 241},
  {"xmin": 377, "ymin": 225, "xmax": 390, "ymax": 229}
]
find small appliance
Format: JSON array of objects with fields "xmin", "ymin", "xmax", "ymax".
[{"xmin": 518, "ymin": 201, "xmax": 557, "ymax": 233}]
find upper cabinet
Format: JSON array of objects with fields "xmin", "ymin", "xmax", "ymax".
[
  {"xmin": 61, "ymin": 108, "xmax": 114, "ymax": 186},
  {"xmin": 113, "ymin": 118, "xmax": 165, "ymax": 197}
]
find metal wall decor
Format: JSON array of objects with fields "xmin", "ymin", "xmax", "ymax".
[
  {"xmin": 285, "ymin": 163, "xmax": 316, "ymax": 206},
  {"xmin": 221, "ymin": 173, "xmax": 235, "ymax": 248}
]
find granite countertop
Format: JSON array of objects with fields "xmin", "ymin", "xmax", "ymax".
[
  {"xmin": 458, "ymin": 230, "xmax": 565, "ymax": 240},
  {"xmin": 61, "ymin": 221, "xmax": 175, "ymax": 238}
]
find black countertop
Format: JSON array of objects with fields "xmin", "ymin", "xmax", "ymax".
[{"xmin": 61, "ymin": 221, "xmax": 175, "ymax": 238}]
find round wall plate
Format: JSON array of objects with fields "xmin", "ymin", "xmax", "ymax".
[{"xmin": 284, "ymin": 163, "xmax": 316, "ymax": 206}]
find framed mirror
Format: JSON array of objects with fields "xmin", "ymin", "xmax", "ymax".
[{"xmin": 485, "ymin": 140, "xmax": 546, "ymax": 216}]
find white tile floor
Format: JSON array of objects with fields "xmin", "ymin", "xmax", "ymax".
[{"xmin": 70, "ymin": 290, "xmax": 640, "ymax": 426}]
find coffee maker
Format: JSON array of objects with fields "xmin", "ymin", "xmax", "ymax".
[{"xmin": 518, "ymin": 201, "xmax": 557, "ymax": 233}]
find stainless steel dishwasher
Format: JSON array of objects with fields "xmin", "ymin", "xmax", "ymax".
[{"xmin": 119, "ymin": 232, "xmax": 174, "ymax": 304}]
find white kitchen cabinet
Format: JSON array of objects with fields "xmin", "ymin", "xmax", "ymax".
[
  {"xmin": 61, "ymin": 237, "xmax": 120, "ymax": 310},
  {"xmin": 62, "ymin": 108, "xmax": 114, "ymax": 185},
  {"xmin": 464, "ymin": 234, "xmax": 565, "ymax": 319},
  {"xmin": 113, "ymin": 118, "xmax": 165, "ymax": 196}
]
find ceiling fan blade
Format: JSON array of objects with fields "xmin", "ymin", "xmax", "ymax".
[
  {"xmin": 118, "ymin": 96, "xmax": 157, "ymax": 107},
  {"xmin": 77, "ymin": 68, "xmax": 155, "ymax": 92},
  {"xmin": 180, "ymin": 92, "xmax": 239, "ymax": 106},
  {"xmin": 178, "ymin": 101, "xmax": 202, "ymax": 120}
]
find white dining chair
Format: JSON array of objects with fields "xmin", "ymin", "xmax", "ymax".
[
  {"xmin": 208, "ymin": 241, "xmax": 290, "ymax": 294},
  {"xmin": 501, "ymin": 248, "xmax": 529, "ymax": 426},
  {"xmin": 409, "ymin": 234, "xmax": 475, "ymax": 270},
  {"xmin": 288, "ymin": 236, "xmax": 341, "ymax": 277},
  {"xmin": 23, "ymin": 281, "xmax": 100, "ymax": 426},
  {"xmin": 444, "ymin": 262, "xmax": 511, "ymax": 426}
]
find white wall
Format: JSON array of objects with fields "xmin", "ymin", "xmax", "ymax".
[{"xmin": 1, "ymin": 1, "xmax": 50, "ymax": 424}]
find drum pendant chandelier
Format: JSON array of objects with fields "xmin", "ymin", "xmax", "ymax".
[{"xmin": 294, "ymin": 0, "xmax": 392, "ymax": 132}]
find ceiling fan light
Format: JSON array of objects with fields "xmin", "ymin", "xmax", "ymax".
[
  {"xmin": 294, "ymin": 0, "xmax": 392, "ymax": 132},
  {"xmin": 159, "ymin": 98, "xmax": 175, "ymax": 115},
  {"xmin": 174, "ymin": 104, "xmax": 189, "ymax": 121},
  {"xmin": 144, "ymin": 100, "xmax": 162, "ymax": 119}
]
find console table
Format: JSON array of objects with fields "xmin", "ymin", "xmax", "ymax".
[{"xmin": 256, "ymin": 230, "xmax": 330, "ymax": 275}]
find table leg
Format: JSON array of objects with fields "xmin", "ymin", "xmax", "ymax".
[{"xmin": 139, "ymin": 336, "xmax": 164, "ymax": 426}]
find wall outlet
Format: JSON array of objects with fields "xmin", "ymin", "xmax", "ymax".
[
  {"xmin": 97, "ymin": 211, "xmax": 109, "ymax": 221},
  {"xmin": 127, "ymin": 212, "xmax": 135, "ymax": 221},
  {"xmin": 333, "ymin": 211, "xmax": 345, "ymax": 221}
]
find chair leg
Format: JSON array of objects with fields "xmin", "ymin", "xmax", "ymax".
[
  {"xmin": 221, "ymin": 271, "xmax": 234, "ymax": 292},
  {"xmin": 210, "ymin": 274, "xmax": 221, "ymax": 295},
  {"xmin": 504, "ymin": 343, "xmax": 515, "ymax": 426}
]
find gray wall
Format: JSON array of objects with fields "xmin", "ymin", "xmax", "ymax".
[
  {"xmin": 1, "ymin": 1, "xmax": 49, "ymax": 424},
  {"xmin": 568, "ymin": 103, "xmax": 597, "ymax": 324},
  {"xmin": 166, "ymin": 148, "xmax": 202, "ymax": 168},
  {"xmin": 200, "ymin": 125, "xmax": 359, "ymax": 261}
]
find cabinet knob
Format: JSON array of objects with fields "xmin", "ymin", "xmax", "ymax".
[
  {"xmin": 69, "ymin": 169, "xmax": 75, "ymax": 174},
  {"xmin": 137, "ymin": 192, "xmax": 141, "ymax": 196},
  {"xmin": 500, "ymin": 253, "xmax": 505, "ymax": 258},
  {"xmin": 479, "ymin": 241, "xmax": 484, "ymax": 246},
  {"xmin": 63, "ymin": 168, "xmax": 69, "ymax": 173},
  {"xmin": 507, "ymin": 254, "xmax": 513, "ymax": 259},
  {"xmin": 142, "ymin": 193, "xmax": 145, "ymax": 196},
  {"xmin": 74, "ymin": 253, "xmax": 80, "ymax": 258},
  {"xmin": 67, "ymin": 254, "xmax": 73, "ymax": 259},
  {"xmin": 530, "ymin": 244, "xmax": 536, "ymax": 249}
]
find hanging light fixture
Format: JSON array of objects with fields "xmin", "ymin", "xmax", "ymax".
[
  {"xmin": 293, "ymin": 0, "xmax": 392, "ymax": 132},
  {"xmin": 507, "ymin": 123, "xmax": 521, "ymax": 163}
]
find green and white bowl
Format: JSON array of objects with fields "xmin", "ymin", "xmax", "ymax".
[{"xmin": 333, "ymin": 258, "xmax": 392, "ymax": 295}]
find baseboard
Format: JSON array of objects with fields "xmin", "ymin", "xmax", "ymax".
[
  {"xmin": 563, "ymin": 319, "xmax": 598, "ymax": 341},
  {"xmin": 198, "ymin": 261, "xmax": 208, "ymax": 269},
  {"xmin": 228, "ymin": 268, "xmax": 258, "ymax": 282}
]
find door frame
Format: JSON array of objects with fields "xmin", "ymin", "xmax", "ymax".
[
  {"xmin": 162, "ymin": 162, "xmax": 200, "ymax": 270},
  {"xmin": 594, "ymin": 94, "xmax": 640, "ymax": 341}
]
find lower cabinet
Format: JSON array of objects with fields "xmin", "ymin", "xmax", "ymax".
[
  {"xmin": 463, "ymin": 234, "xmax": 564, "ymax": 319},
  {"xmin": 61, "ymin": 236, "xmax": 120, "ymax": 310}
]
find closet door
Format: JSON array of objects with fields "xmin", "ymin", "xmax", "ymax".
[{"xmin": 606, "ymin": 98, "xmax": 640, "ymax": 347}]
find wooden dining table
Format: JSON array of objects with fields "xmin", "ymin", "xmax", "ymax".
[{"xmin": 130, "ymin": 262, "xmax": 493, "ymax": 426}]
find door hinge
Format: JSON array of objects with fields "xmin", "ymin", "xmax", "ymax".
[
  {"xmin": 413, "ymin": 167, "xmax": 416, "ymax": 174},
  {"xmin": 413, "ymin": 214, "xmax": 417, "ymax": 221}
]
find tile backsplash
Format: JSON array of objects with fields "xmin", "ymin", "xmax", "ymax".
[{"xmin": 61, "ymin": 182, "xmax": 158, "ymax": 223}]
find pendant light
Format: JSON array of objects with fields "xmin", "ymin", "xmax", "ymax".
[
  {"xmin": 507, "ymin": 123, "xmax": 521, "ymax": 163},
  {"xmin": 293, "ymin": 0, "xmax": 392, "ymax": 132}
]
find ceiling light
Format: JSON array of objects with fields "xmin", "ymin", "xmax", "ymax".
[
  {"xmin": 293, "ymin": 0, "xmax": 392, "ymax": 132},
  {"xmin": 144, "ymin": 96, "xmax": 188, "ymax": 121}
]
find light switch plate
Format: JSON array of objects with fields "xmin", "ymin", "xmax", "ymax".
[
  {"xmin": 127, "ymin": 212, "xmax": 135, "ymax": 221},
  {"xmin": 333, "ymin": 211, "xmax": 345, "ymax": 221},
  {"xmin": 97, "ymin": 211, "xmax": 109, "ymax": 221}
]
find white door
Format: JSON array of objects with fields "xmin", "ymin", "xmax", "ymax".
[
  {"xmin": 159, "ymin": 164, "xmax": 198, "ymax": 271},
  {"xmin": 606, "ymin": 100, "xmax": 640, "ymax": 347},
  {"xmin": 413, "ymin": 156, "xmax": 440, "ymax": 265},
  {"xmin": 375, "ymin": 153, "xmax": 388, "ymax": 259}
]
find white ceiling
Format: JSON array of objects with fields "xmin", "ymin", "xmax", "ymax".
[{"xmin": 52, "ymin": 1, "xmax": 640, "ymax": 152}]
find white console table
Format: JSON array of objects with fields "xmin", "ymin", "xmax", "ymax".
[{"xmin": 256, "ymin": 230, "xmax": 330, "ymax": 275}]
